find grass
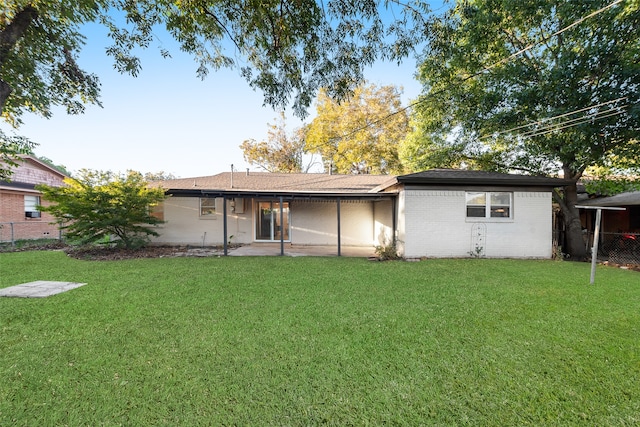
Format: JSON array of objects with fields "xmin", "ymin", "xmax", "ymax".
[{"xmin": 1, "ymin": 251, "xmax": 639, "ymax": 425}]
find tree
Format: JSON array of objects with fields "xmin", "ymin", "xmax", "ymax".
[
  {"xmin": 403, "ymin": 0, "xmax": 640, "ymax": 259},
  {"xmin": 240, "ymin": 112, "xmax": 313, "ymax": 173},
  {"xmin": 0, "ymin": 2, "xmax": 432, "ymax": 159},
  {"xmin": 37, "ymin": 170, "xmax": 166, "ymax": 249},
  {"xmin": 1, "ymin": 1, "xmax": 432, "ymax": 179},
  {"xmin": 306, "ymin": 83, "xmax": 410, "ymax": 174}
]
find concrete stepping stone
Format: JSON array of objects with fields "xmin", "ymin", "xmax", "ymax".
[{"xmin": 0, "ymin": 281, "xmax": 87, "ymax": 298}]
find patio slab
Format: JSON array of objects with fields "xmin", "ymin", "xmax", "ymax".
[
  {"xmin": 228, "ymin": 244, "xmax": 375, "ymax": 257},
  {"xmin": 0, "ymin": 281, "xmax": 87, "ymax": 298}
]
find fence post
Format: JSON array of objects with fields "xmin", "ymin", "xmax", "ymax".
[{"xmin": 10, "ymin": 222, "xmax": 15, "ymax": 248}]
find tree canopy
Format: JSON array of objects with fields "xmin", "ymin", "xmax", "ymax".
[
  {"xmin": 240, "ymin": 112, "xmax": 312, "ymax": 173},
  {"xmin": 404, "ymin": 0, "xmax": 640, "ymax": 258},
  {"xmin": 0, "ymin": 0, "xmax": 431, "ymax": 124},
  {"xmin": 37, "ymin": 170, "xmax": 166, "ymax": 249},
  {"xmin": 306, "ymin": 83, "xmax": 410, "ymax": 174}
]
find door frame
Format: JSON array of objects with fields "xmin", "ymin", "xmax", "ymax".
[{"xmin": 254, "ymin": 200, "xmax": 291, "ymax": 242}]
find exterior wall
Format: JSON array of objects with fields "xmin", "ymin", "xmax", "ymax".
[
  {"xmin": 153, "ymin": 197, "xmax": 381, "ymax": 247},
  {"xmin": 373, "ymin": 199, "xmax": 394, "ymax": 246},
  {"xmin": 0, "ymin": 190, "xmax": 61, "ymax": 242},
  {"xmin": 400, "ymin": 190, "xmax": 553, "ymax": 259},
  {"xmin": 150, "ymin": 197, "xmax": 253, "ymax": 246},
  {"xmin": 9, "ymin": 160, "xmax": 66, "ymax": 187},
  {"xmin": 290, "ymin": 200, "xmax": 375, "ymax": 246},
  {"xmin": 0, "ymin": 157, "xmax": 66, "ymax": 242}
]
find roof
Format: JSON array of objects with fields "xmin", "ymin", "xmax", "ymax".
[
  {"xmin": 395, "ymin": 169, "xmax": 570, "ymax": 187},
  {"xmin": 157, "ymin": 169, "xmax": 571, "ymax": 197},
  {"xmin": 156, "ymin": 172, "xmax": 392, "ymax": 197},
  {"xmin": 578, "ymin": 191, "xmax": 640, "ymax": 207}
]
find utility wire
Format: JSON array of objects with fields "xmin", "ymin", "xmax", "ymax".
[
  {"xmin": 327, "ymin": 0, "xmax": 624, "ymax": 144},
  {"xmin": 481, "ymin": 97, "xmax": 628, "ymax": 139}
]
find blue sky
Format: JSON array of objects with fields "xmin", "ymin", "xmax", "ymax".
[{"xmin": 2, "ymin": 15, "xmax": 427, "ymax": 178}]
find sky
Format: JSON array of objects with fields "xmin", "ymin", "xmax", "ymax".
[{"xmin": 1, "ymin": 16, "xmax": 426, "ymax": 179}]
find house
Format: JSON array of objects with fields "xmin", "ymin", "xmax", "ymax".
[
  {"xmin": 578, "ymin": 191, "xmax": 640, "ymax": 234},
  {"xmin": 152, "ymin": 169, "xmax": 568, "ymax": 258},
  {"xmin": 576, "ymin": 191, "xmax": 640, "ymax": 264},
  {"xmin": 0, "ymin": 155, "xmax": 68, "ymax": 242}
]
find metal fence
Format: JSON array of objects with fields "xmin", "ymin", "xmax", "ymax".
[
  {"xmin": 586, "ymin": 231, "xmax": 640, "ymax": 265},
  {"xmin": 0, "ymin": 222, "xmax": 63, "ymax": 246}
]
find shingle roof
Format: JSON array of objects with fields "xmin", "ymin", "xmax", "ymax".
[
  {"xmin": 396, "ymin": 169, "xmax": 569, "ymax": 187},
  {"xmin": 578, "ymin": 191, "xmax": 640, "ymax": 207},
  {"xmin": 158, "ymin": 172, "xmax": 391, "ymax": 194}
]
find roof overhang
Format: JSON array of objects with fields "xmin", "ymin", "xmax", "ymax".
[{"xmin": 165, "ymin": 188, "xmax": 395, "ymax": 200}]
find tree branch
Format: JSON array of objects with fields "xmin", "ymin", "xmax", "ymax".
[{"xmin": 0, "ymin": 5, "xmax": 38, "ymax": 112}]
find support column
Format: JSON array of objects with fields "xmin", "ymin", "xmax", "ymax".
[
  {"xmin": 337, "ymin": 197, "xmax": 341, "ymax": 257},
  {"xmin": 279, "ymin": 196, "xmax": 285, "ymax": 256},
  {"xmin": 223, "ymin": 195, "xmax": 228, "ymax": 256}
]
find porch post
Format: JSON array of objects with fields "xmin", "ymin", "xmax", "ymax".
[
  {"xmin": 223, "ymin": 195, "xmax": 228, "ymax": 256},
  {"xmin": 279, "ymin": 196, "xmax": 285, "ymax": 256},
  {"xmin": 337, "ymin": 197, "xmax": 341, "ymax": 256}
]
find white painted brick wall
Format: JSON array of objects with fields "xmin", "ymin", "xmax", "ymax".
[{"xmin": 400, "ymin": 190, "xmax": 553, "ymax": 259}]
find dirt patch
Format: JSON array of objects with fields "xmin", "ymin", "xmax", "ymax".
[{"xmin": 64, "ymin": 245, "xmax": 224, "ymax": 261}]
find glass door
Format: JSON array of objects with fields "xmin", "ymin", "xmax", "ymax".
[{"xmin": 255, "ymin": 201, "xmax": 290, "ymax": 241}]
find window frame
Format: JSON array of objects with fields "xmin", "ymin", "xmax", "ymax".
[
  {"xmin": 199, "ymin": 197, "xmax": 217, "ymax": 218},
  {"xmin": 24, "ymin": 195, "xmax": 41, "ymax": 219},
  {"xmin": 465, "ymin": 191, "xmax": 513, "ymax": 220}
]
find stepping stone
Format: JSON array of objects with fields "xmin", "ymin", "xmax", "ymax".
[{"xmin": 0, "ymin": 281, "xmax": 87, "ymax": 298}]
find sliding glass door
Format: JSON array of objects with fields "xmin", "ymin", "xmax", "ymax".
[{"xmin": 255, "ymin": 201, "xmax": 290, "ymax": 241}]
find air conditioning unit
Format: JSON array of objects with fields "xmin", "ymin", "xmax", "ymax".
[{"xmin": 25, "ymin": 211, "xmax": 41, "ymax": 218}]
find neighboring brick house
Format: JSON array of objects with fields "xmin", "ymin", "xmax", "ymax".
[
  {"xmin": 0, "ymin": 155, "xmax": 68, "ymax": 242},
  {"xmin": 153, "ymin": 169, "xmax": 569, "ymax": 258}
]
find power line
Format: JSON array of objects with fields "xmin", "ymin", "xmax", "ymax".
[
  {"xmin": 328, "ymin": 0, "xmax": 624, "ymax": 144},
  {"xmin": 481, "ymin": 97, "xmax": 628, "ymax": 139},
  {"xmin": 519, "ymin": 107, "xmax": 628, "ymax": 139}
]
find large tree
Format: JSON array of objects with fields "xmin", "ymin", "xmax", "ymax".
[
  {"xmin": 306, "ymin": 83, "xmax": 410, "ymax": 174},
  {"xmin": 0, "ymin": 0, "xmax": 431, "ymax": 173},
  {"xmin": 403, "ymin": 0, "xmax": 640, "ymax": 259}
]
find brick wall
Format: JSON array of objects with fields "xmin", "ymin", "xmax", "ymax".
[
  {"xmin": 400, "ymin": 190, "xmax": 553, "ymax": 259},
  {"xmin": 0, "ymin": 192, "xmax": 61, "ymax": 241}
]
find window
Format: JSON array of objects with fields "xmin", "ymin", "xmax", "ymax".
[
  {"xmin": 466, "ymin": 192, "xmax": 512, "ymax": 219},
  {"xmin": 24, "ymin": 195, "xmax": 41, "ymax": 218},
  {"xmin": 200, "ymin": 197, "xmax": 216, "ymax": 217}
]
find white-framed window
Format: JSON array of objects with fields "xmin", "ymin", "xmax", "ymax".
[
  {"xmin": 200, "ymin": 197, "xmax": 216, "ymax": 217},
  {"xmin": 24, "ymin": 195, "xmax": 41, "ymax": 218},
  {"xmin": 466, "ymin": 192, "xmax": 512, "ymax": 219}
]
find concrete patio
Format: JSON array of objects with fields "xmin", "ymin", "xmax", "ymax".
[{"xmin": 228, "ymin": 243, "xmax": 376, "ymax": 258}]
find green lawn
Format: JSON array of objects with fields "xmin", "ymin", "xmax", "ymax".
[{"xmin": 1, "ymin": 251, "xmax": 639, "ymax": 425}]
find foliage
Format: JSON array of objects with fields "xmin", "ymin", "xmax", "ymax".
[
  {"xmin": 374, "ymin": 241, "xmax": 401, "ymax": 260},
  {"xmin": 143, "ymin": 171, "xmax": 178, "ymax": 181},
  {"xmin": 36, "ymin": 170, "xmax": 166, "ymax": 249},
  {"xmin": 0, "ymin": 128, "xmax": 35, "ymax": 180},
  {"xmin": 240, "ymin": 112, "xmax": 313, "ymax": 173},
  {"xmin": 306, "ymin": 83, "xmax": 410, "ymax": 174},
  {"xmin": 1, "ymin": 253, "xmax": 639, "ymax": 425},
  {"xmin": 582, "ymin": 165, "xmax": 640, "ymax": 196},
  {"xmin": 36, "ymin": 155, "xmax": 71, "ymax": 176},
  {"xmin": 0, "ymin": 0, "xmax": 431, "ymax": 124},
  {"xmin": 405, "ymin": 0, "xmax": 640, "ymax": 259}
]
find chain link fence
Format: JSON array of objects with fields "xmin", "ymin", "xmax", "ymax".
[
  {"xmin": 0, "ymin": 222, "xmax": 63, "ymax": 247},
  {"xmin": 586, "ymin": 231, "xmax": 640, "ymax": 265}
]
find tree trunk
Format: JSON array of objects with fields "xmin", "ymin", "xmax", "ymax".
[
  {"xmin": 0, "ymin": 5, "xmax": 38, "ymax": 113},
  {"xmin": 554, "ymin": 181, "xmax": 587, "ymax": 260}
]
